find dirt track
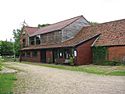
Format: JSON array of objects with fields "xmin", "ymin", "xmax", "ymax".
[{"xmin": 6, "ymin": 62, "xmax": 125, "ymax": 94}]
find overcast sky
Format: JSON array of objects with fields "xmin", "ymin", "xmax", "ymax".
[{"xmin": 0, "ymin": 0, "xmax": 125, "ymax": 41}]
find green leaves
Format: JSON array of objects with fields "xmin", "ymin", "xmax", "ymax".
[
  {"xmin": 0, "ymin": 41, "xmax": 14, "ymax": 56},
  {"xmin": 92, "ymin": 46, "xmax": 108, "ymax": 64},
  {"xmin": 13, "ymin": 29, "xmax": 22, "ymax": 56},
  {"xmin": 37, "ymin": 24, "xmax": 50, "ymax": 28}
]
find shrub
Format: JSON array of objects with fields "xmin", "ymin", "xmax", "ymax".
[
  {"xmin": 102, "ymin": 61, "xmax": 120, "ymax": 66},
  {"xmin": 92, "ymin": 46, "xmax": 108, "ymax": 64},
  {"xmin": 69, "ymin": 56, "xmax": 74, "ymax": 65},
  {"xmin": 0, "ymin": 64, "xmax": 2, "ymax": 71}
]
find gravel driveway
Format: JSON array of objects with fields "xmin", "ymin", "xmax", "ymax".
[{"xmin": 5, "ymin": 62, "xmax": 125, "ymax": 94}]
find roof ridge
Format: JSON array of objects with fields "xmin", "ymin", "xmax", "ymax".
[
  {"xmin": 31, "ymin": 15, "xmax": 84, "ymax": 36},
  {"xmin": 50, "ymin": 15, "xmax": 83, "ymax": 25},
  {"xmin": 24, "ymin": 26, "xmax": 38, "ymax": 28},
  {"xmin": 77, "ymin": 18, "xmax": 125, "ymax": 30},
  {"xmin": 95, "ymin": 18, "xmax": 125, "ymax": 26},
  {"xmin": 37, "ymin": 15, "xmax": 83, "ymax": 30}
]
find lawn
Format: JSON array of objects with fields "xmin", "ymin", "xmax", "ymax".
[
  {"xmin": 0, "ymin": 73, "xmax": 16, "ymax": 94},
  {"xmin": 23, "ymin": 62, "xmax": 125, "ymax": 76},
  {"xmin": 0, "ymin": 57, "xmax": 17, "ymax": 94}
]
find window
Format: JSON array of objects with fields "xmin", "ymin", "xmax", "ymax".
[
  {"xmin": 36, "ymin": 35, "xmax": 41, "ymax": 45},
  {"xmin": 59, "ymin": 50, "xmax": 63, "ymax": 58},
  {"xmin": 32, "ymin": 51, "xmax": 37, "ymax": 57},
  {"xmin": 60, "ymin": 52, "xmax": 62, "ymax": 57},
  {"xmin": 29, "ymin": 37, "xmax": 35, "ymax": 45},
  {"xmin": 22, "ymin": 31, "xmax": 25, "ymax": 34},
  {"xmin": 74, "ymin": 50, "xmax": 77, "ymax": 57},
  {"xmin": 22, "ymin": 39, "xmax": 26, "ymax": 47}
]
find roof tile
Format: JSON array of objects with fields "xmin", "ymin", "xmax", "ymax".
[
  {"xmin": 30, "ymin": 15, "xmax": 85, "ymax": 36},
  {"xmin": 23, "ymin": 26, "xmax": 38, "ymax": 35},
  {"xmin": 21, "ymin": 18, "xmax": 125, "ymax": 50}
]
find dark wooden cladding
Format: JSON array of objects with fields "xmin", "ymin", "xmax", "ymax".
[{"xmin": 40, "ymin": 30, "xmax": 62, "ymax": 45}]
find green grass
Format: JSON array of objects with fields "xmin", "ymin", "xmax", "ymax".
[
  {"xmin": 23, "ymin": 62, "xmax": 125, "ymax": 76},
  {"xmin": 0, "ymin": 57, "xmax": 17, "ymax": 93},
  {"xmin": 108, "ymin": 70, "xmax": 125, "ymax": 76},
  {"xmin": 0, "ymin": 73, "xmax": 16, "ymax": 94}
]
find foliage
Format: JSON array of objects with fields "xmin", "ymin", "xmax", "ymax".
[
  {"xmin": 69, "ymin": 56, "xmax": 74, "ymax": 65},
  {"xmin": 103, "ymin": 60, "xmax": 125, "ymax": 66},
  {"xmin": 89, "ymin": 21, "xmax": 98, "ymax": 25},
  {"xmin": 92, "ymin": 46, "xmax": 125, "ymax": 66},
  {"xmin": 13, "ymin": 29, "xmax": 22, "ymax": 57},
  {"xmin": 0, "ymin": 73, "xmax": 16, "ymax": 94},
  {"xmin": 0, "ymin": 40, "xmax": 14, "ymax": 56},
  {"xmin": 0, "ymin": 63, "xmax": 2, "ymax": 71},
  {"xmin": 92, "ymin": 46, "xmax": 108, "ymax": 65},
  {"xmin": 102, "ymin": 61, "xmax": 120, "ymax": 66},
  {"xmin": 0, "ymin": 56, "xmax": 18, "ymax": 63},
  {"xmin": 0, "ymin": 57, "xmax": 3, "ymax": 70},
  {"xmin": 38, "ymin": 24, "xmax": 50, "ymax": 28}
]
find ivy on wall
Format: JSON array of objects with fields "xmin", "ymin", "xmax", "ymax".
[{"xmin": 92, "ymin": 46, "xmax": 108, "ymax": 64}]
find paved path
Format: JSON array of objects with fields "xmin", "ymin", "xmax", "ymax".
[
  {"xmin": 5, "ymin": 62, "xmax": 125, "ymax": 94},
  {"xmin": 0, "ymin": 67, "xmax": 17, "ymax": 74}
]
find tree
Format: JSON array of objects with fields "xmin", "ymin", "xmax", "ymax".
[
  {"xmin": 13, "ymin": 29, "xmax": 22, "ymax": 57},
  {"xmin": 38, "ymin": 24, "xmax": 50, "ymax": 28},
  {"xmin": 0, "ymin": 40, "xmax": 13, "ymax": 56},
  {"xmin": 89, "ymin": 22, "xmax": 98, "ymax": 26}
]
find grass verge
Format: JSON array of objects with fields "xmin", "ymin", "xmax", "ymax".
[
  {"xmin": 0, "ymin": 73, "xmax": 16, "ymax": 94},
  {"xmin": 23, "ymin": 62, "xmax": 125, "ymax": 76}
]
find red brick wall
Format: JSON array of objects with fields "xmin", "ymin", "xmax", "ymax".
[
  {"xmin": 46, "ymin": 50, "xmax": 53, "ymax": 63},
  {"xmin": 21, "ymin": 50, "xmax": 41, "ymax": 62},
  {"xmin": 108, "ymin": 46, "xmax": 125, "ymax": 61},
  {"xmin": 76, "ymin": 38, "xmax": 97, "ymax": 65}
]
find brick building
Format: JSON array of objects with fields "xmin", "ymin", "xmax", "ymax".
[{"xmin": 20, "ymin": 15, "xmax": 125, "ymax": 65}]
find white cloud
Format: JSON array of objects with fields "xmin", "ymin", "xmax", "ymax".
[{"xmin": 0, "ymin": 0, "xmax": 125, "ymax": 40}]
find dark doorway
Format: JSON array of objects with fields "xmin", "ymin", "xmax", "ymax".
[{"xmin": 41, "ymin": 50, "xmax": 46, "ymax": 63}]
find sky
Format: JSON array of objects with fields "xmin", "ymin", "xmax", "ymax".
[{"xmin": 0, "ymin": 0, "xmax": 125, "ymax": 41}]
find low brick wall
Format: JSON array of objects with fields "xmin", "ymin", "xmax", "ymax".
[{"xmin": 21, "ymin": 50, "xmax": 41, "ymax": 62}]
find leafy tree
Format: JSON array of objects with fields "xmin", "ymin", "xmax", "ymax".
[
  {"xmin": 38, "ymin": 24, "xmax": 50, "ymax": 28},
  {"xmin": 13, "ymin": 29, "xmax": 22, "ymax": 57},
  {"xmin": 89, "ymin": 22, "xmax": 98, "ymax": 26},
  {"xmin": 0, "ymin": 41, "xmax": 13, "ymax": 56}
]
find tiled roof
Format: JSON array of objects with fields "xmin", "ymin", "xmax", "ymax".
[
  {"xmin": 23, "ymin": 26, "xmax": 38, "ymax": 36},
  {"xmin": 90, "ymin": 19, "xmax": 125, "ymax": 46},
  {"xmin": 21, "ymin": 18, "xmax": 125, "ymax": 50},
  {"xmin": 67, "ymin": 18, "xmax": 125, "ymax": 47},
  {"xmin": 64, "ymin": 18, "xmax": 125, "ymax": 47},
  {"xmin": 30, "ymin": 15, "xmax": 86, "ymax": 36}
]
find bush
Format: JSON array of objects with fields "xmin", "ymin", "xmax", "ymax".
[
  {"xmin": 69, "ymin": 57, "xmax": 74, "ymax": 65},
  {"xmin": 102, "ymin": 61, "xmax": 120, "ymax": 66},
  {"xmin": 0, "ymin": 64, "xmax": 2, "ymax": 71},
  {"xmin": 0, "ymin": 56, "xmax": 18, "ymax": 62},
  {"xmin": 92, "ymin": 46, "xmax": 108, "ymax": 64}
]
